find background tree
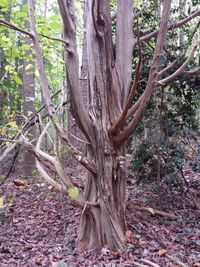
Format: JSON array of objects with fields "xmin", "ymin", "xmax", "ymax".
[{"xmin": 22, "ymin": 0, "xmax": 36, "ymax": 177}]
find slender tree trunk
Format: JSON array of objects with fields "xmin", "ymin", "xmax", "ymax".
[{"xmin": 22, "ymin": 0, "xmax": 35, "ymax": 176}]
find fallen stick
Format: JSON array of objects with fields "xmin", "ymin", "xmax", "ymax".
[
  {"xmin": 131, "ymin": 204, "xmax": 179, "ymax": 220},
  {"xmin": 141, "ymin": 259, "xmax": 161, "ymax": 267},
  {"xmin": 166, "ymin": 254, "xmax": 189, "ymax": 267}
]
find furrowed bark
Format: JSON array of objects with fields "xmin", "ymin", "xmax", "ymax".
[
  {"xmin": 57, "ymin": 0, "xmax": 92, "ymax": 142},
  {"xmin": 77, "ymin": 0, "xmax": 129, "ymax": 250}
]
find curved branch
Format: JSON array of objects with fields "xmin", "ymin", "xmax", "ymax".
[
  {"xmin": 157, "ymin": 40, "xmax": 200, "ymax": 85},
  {"xmin": 0, "ymin": 19, "xmax": 34, "ymax": 38},
  {"xmin": 136, "ymin": 9, "xmax": 200, "ymax": 46},
  {"xmin": 183, "ymin": 65, "xmax": 200, "ymax": 75}
]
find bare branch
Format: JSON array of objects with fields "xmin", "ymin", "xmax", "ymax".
[
  {"xmin": 157, "ymin": 40, "xmax": 200, "ymax": 85},
  {"xmin": 137, "ymin": 9, "xmax": 200, "ymax": 45},
  {"xmin": 158, "ymin": 59, "xmax": 178, "ymax": 77},
  {"xmin": 183, "ymin": 65, "xmax": 200, "ymax": 75},
  {"xmin": 0, "ymin": 19, "xmax": 71, "ymax": 51},
  {"xmin": 0, "ymin": 19, "xmax": 34, "ymax": 38},
  {"xmin": 28, "ymin": 0, "xmax": 55, "ymax": 116}
]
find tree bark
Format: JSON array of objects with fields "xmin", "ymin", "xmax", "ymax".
[
  {"xmin": 22, "ymin": 0, "xmax": 35, "ymax": 177},
  {"xmin": 57, "ymin": 0, "xmax": 172, "ymax": 251}
]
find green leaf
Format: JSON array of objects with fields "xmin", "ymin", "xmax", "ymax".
[
  {"xmin": 0, "ymin": 0, "xmax": 8, "ymax": 7},
  {"xmin": 0, "ymin": 175, "xmax": 6, "ymax": 180},
  {"xmin": 0, "ymin": 197, "xmax": 4, "ymax": 209},
  {"xmin": 21, "ymin": 4, "xmax": 28, "ymax": 12},
  {"xmin": 67, "ymin": 187, "xmax": 79, "ymax": 200},
  {"xmin": 13, "ymin": 73, "xmax": 22, "ymax": 85}
]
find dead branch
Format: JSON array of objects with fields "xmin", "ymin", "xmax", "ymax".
[
  {"xmin": 183, "ymin": 65, "xmax": 200, "ymax": 76},
  {"xmin": 26, "ymin": 0, "xmax": 96, "ymax": 174},
  {"xmin": 157, "ymin": 39, "xmax": 200, "ymax": 85},
  {"xmin": 41, "ymin": 34, "xmax": 70, "ymax": 48},
  {"xmin": 158, "ymin": 59, "xmax": 178, "ymax": 77},
  {"xmin": 140, "ymin": 259, "xmax": 161, "ymax": 267},
  {"xmin": 131, "ymin": 205, "xmax": 179, "ymax": 220}
]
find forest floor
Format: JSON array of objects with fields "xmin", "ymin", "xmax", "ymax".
[{"xmin": 0, "ymin": 165, "xmax": 200, "ymax": 267}]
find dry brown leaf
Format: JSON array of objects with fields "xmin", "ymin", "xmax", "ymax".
[
  {"xmin": 157, "ymin": 248, "xmax": 168, "ymax": 257},
  {"xmin": 125, "ymin": 230, "xmax": 134, "ymax": 242},
  {"xmin": 147, "ymin": 207, "xmax": 155, "ymax": 215},
  {"xmin": 13, "ymin": 178, "xmax": 28, "ymax": 187}
]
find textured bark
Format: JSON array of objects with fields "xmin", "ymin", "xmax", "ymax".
[{"xmin": 57, "ymin": 0, "xmax": 172, "ymax": 250}]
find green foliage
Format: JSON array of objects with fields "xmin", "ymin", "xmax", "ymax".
[
  {"xmin": 129, "ymin": 138, "xmax": 186, "ymax": 184},
  {"xmin": 67, "ymin": 187, "xmax": 79, "ymax": 200}
]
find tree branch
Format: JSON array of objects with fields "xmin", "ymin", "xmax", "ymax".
[
  {"xmin": 57, "ymin": 0, "xmax": 92, "ymax": 142},
  {"xmin": 27, "ymin": 0, "xmax": 96, "ymax": 174},
  {"xmin": 157, "ymin": 39, "xmax": 200, "ymax": 85},
  {"xmin": 137, "ymin": 9, "xmax": 200, "ymax": 46},
  {"xmin": 0, "ymin": 19, "xmax": 71, "ymax": 52},
  {"xmin": 158, "ymin": 59, "xmax": 178, "ymax": 77},
  {"xmin": 0, "ymin": 19, "xmax": 34, "ymax": 38},
  {"xmin": 183, "ymin": 65, "xmax": 200, "ymax": 75}
]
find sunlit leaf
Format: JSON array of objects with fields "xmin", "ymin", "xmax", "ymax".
[
  {"xmin": 67, "ymin": 187, "xmax": 79, "ymax": 200},
  {"xmin": 0, "ymin": 0, "xmax": 8, "ymax": 7}
]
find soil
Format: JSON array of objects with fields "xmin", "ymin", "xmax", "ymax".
[{"xmin": 0, "ymin": 165, "xmax": 200, "ymax": 267}]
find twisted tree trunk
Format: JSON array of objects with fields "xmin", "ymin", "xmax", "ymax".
[{"xmin": 57, "ymin": 0, "xmax": 172, "ymax": 250}]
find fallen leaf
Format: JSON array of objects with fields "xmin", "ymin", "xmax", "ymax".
[
  {"xmin": 147, "ymin": 207, "xmax": 155, "ymax": 215},
  {"xmin": 13, "ymin": 178, "xmax": 28, "ymax": 187},
  {"xmin": 101, "ymin": 247, "xmax": 110, "ymax": 254},
  {"xmin": 0, "ymin": 197, "xmax": 4, "ymax": 208},
  {"xmin": 139, "ymin": 238, "xmax": 146, "ymax": 245},
  {"xmin": 125, "ymin": 230, "xmax": 134, "ymax": 242},
  {"xmin": 157, "ymin": 248, "xmax": 168, "ymax": 257}
]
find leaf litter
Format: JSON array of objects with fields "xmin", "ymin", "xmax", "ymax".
[{"xmin": 0, "ymin": 166, "xmax": 199, "ymax": 266}]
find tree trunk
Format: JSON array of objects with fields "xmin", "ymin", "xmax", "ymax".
[
  {"xmin": 22, "ymin": 0, "xmax": 35, "ymax": 177},
  {"xmin": 79, "ymin": 137, "xmax": 127, "ymax": 250}
]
